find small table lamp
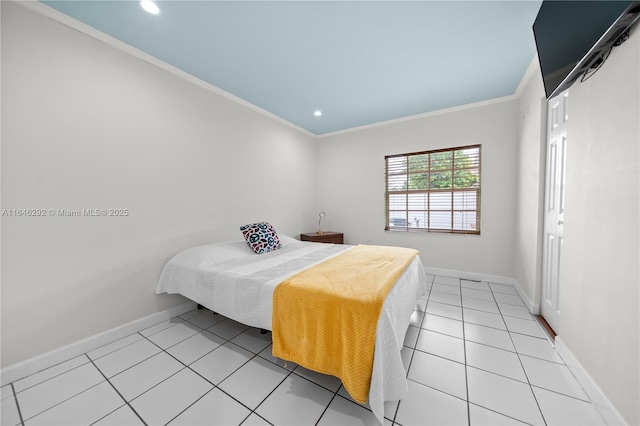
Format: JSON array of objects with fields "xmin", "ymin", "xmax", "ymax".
[{"xmin": 318, "ymin": 211, "xmax": 326, "ymax": 234}]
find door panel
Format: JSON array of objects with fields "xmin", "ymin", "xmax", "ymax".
[{"xmin": 541, "ymin": 91, "xmax": 568, "ymax": 333}]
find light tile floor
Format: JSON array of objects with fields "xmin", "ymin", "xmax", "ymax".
[{"xmin": 1, "ymin": 275, "xmax": 609, "ymax": 425}]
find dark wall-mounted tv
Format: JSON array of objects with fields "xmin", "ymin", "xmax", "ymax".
[{"xmin": 533, "ymin": 1, "xmax": 640, "ymax": 99}]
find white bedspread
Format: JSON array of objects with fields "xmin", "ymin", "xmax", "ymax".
[{"xmin": 156, "ymin": 237, "xmax": 428, "ymax": 424}]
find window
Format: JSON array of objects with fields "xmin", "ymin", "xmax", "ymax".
[{"xmin": 385, "ymin": 145, "xmax": 481, "ymax": 234}]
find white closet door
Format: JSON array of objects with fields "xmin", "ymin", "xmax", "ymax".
[{"xmin": 541, "ymin": 90, "xmax": 568, "ymax": 334}]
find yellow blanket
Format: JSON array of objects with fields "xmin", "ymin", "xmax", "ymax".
[{"xmin": 271, "ymin": 244, "xmax": 419, "ymax": 403}]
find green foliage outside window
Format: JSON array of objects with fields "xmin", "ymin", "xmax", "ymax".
[{"xmin": 405, "ymin": 150, "xmax": 478, "ymax": 190}]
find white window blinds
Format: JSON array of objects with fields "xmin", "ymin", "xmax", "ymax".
[{"xmin": 385, "ymin": 145, "xmax": 481, "ymax": 234}]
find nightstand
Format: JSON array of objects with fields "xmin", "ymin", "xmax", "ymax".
[{"xmin": 300, "ymin": 232, "xmax": 344, "ymax": 244}]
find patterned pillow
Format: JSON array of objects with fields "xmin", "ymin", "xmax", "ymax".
[{"xmin": 239, "ymin": 222, "xmax": 282, "ymax": 254}]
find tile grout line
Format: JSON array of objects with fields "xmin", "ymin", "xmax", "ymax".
[
  {"xmin": 467, "ymin": 402, "xmax": 538, "ymax": 426},
  {"xmin": 403, "ymin": 372, "xmax": 553, "ymax": 425},
  {"xmin": 405, "ymin": 376, "xmax": 469, "ymax": 404},
  {"xmin": 89, "ymin": 332, "xmax": 149, "ymax": 358},
  {"xmin": 243, "ymin": 354, "xmax": 294, "ymax": 425},
  {"xmin": 465, "ymin": 280, "xmax": 547, "ymax": 425},
  {"xmin": 163, "ymin": 387, "xmax": 219, "ymax": 425},
  {"xmin": 421, "ymin": 279, "xmax": 596, "ymax": 417},
  {"xmin": 412, "ymin": 343, "xmax": 551, "ymax": 388},
  {"xmin": 144, "ymin": 321, "xmax": 209, "ymax": 354},
  {"xmin": 9, "ymin": 356, "xmax": 93, "ymax": 395},
  {"xmin": 93, "ymin": 332, "xmax": 167, "ymax": 381},
  {"xmin": 184, "ymin": 316, "xmax": 266, "ymax": 370},
  {"xmin": 242, "ymin": 411, "xmax": 273, "ymax": 425},
  {"xmin": 313, "ymin": 391, "xmax": 339, "ymax": 426},
  {"xmin": 492, "ymin": 285, "xmax": 549, "ymax": 426},
  {"xmin": 430, "ymin": 293, "xmax": 534, "ymax": 321},
  {"xmin": 404, "ymin": 278, "xmax": 527, "ymax": 417},
  {"xmin": 419, "ymin": 307, "xmax": 546, "ymax": 344},
  {"xmin": 114, "ymin": 336, "xmax": 203, "ymax": 423},
  {"xmin": 22, "ymin": 379, "xmax": 107, "ymax": 424},
  {"xmin": 520, "ymin": 318, "xmax": 604, "ymax": 416},
  {"xmin": 131, "ymin": 329, "xmax": 264, "ymax": 423},
  {"xmin": 394, "ymin": 273, "xmax": 435, "ymax": 425},
  {"xmin": 146, "ymin": 331, "xmax": 238, "ymax": 387},
  {"xmin": 458, "ymin": 278, "xmax": 471, "ymax": 426},
  {"xmin": 194, "ymin": 359, "xmax": 270, "ymax": 423},
  {"xmin": 527, "ymin": 383, "xmax": 600, "ymax": 404},
  {"xmin": 12, "ymin": 355, "xmax": 109, "ymax": 424},
  {"xmin": 88, "ymin": 355, "xmax": 148, "ymax": 426},
  {"xmin": 11, "ymin": 382, "xmax": 25, "ymax": 426},
  {"xmin": 155, "ymin": 321, "xmax": 307, "ymax": 425},
  {"xmin": 180, "ymin": 315, "xmax": 345, "ymax": 425}
]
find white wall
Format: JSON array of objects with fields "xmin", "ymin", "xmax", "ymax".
[
  {"xmin": 513, "ymin": 60, "xmax": 547, "ymax": 307},
  {"xmin": 1, "ymin": 2, "xmax": 317, "ymax": 368},
  {"xmin": 317, "ymin": 100, "xmax": 519, "ymax": 277},
  {"xmin": 560, "ymin": 27, "xmax": 639, "ymax": 425}
]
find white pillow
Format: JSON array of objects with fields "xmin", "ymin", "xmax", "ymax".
[
  {"xmin": 277, "ymin": 234, "xmax": 299, "ymax": 246},
  {"xmin": 170, "ymin": 240, "xmax": 253, "ymax": 265}
]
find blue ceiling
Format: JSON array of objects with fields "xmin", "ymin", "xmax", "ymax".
[{"xmin": 40, "ymin": 1, "xmax": 542, "ymax": 135}]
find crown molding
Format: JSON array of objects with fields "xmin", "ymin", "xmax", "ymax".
[{"xmin": 317, "ymin": 94, "xmax": 517, "ymax": 139}]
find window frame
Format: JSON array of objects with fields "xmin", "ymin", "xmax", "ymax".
[{"xmin": 384, "ymin": 144, "xmax": 481, "ymax": 235}]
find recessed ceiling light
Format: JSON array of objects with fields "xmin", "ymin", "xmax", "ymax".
[
  {"xmin": 140, "ymin": 0, "xmax": 160, "ymax": 15},
  {"xmin": 314, "ymin": 110, "xmax": 322, "ymax": 117}
]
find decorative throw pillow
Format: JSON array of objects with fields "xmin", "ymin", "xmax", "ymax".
[{"xmin": 239, "ymin": 222, "xmax": 282, "ymax": 254}]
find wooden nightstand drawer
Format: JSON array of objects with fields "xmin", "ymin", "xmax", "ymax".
[{"xmin": 300, "ymin": 232, "xmax": 344, "ymax": 244}]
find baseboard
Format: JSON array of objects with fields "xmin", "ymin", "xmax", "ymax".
[
  {"xmin": 511, "ymin": 280, "xmax": 540, "ymax": 315},
  {"xmin": 424, "ymin": 266, "xmax": 513, "ymax": 286},
  {"xmin": 423, "ymin": 267, "xmax": 539, "ymax": 315},
  {"xmin": 0, "ymin": 301, "xmax": 196, "ymax": 386},
  {"xmin": 555, "ymin": 337, "xmax": 628, "ymax": 426}
]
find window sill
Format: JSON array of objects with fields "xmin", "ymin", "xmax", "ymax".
[{"xmin": 385, "ymin": 228, "xmax": 480, "ymax": 236}]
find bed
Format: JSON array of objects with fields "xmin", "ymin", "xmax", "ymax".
[{"xmin": 156, "ymin": 233, "xmax": 428, "ymax": 424}]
